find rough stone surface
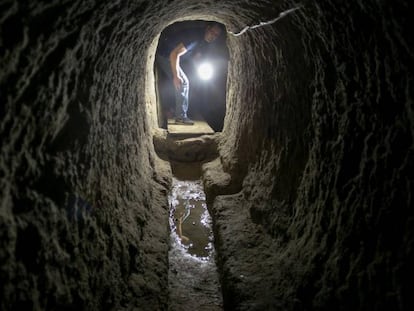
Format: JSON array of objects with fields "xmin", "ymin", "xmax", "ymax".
[
  {"xmin": 202, "ymin": 158, "xmax": 237, "ymax": 206},
  {"xmin": 0, "ymin": 1, "xmax": 173, "ymax": 310},
  {"xmin": 1, "ymin": 0, "xmax": 412, "ymax": 310},
  {"xmin": 153, "ymin": 129, "xmax": 219, "ymax": 162},
  {"xmin": 205, "ymin": 1, "xmax": 413, "ymax": 310}
]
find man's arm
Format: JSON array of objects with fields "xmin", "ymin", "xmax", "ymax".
[{"xmin": 169, "ymin": 43, "xmax": 187, "ymax": 90}]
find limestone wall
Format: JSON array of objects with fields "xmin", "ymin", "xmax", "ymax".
[
  {"xmin": 0, "ymin": 1, "xmax": 172, "ymax": 309},
  {"xmin": 0, "ymin": 0, "xmax": 412, "ymax": 310},
  {"xmin": 211, "ymin": 0, "xmax": 413, "ymax": 310}
]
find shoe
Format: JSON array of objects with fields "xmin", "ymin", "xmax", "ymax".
[{"xmin": 175, "ymin": 117, "xmax": 194, "ymax": 125}]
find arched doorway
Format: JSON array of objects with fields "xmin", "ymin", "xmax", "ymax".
[{"xmin": 154, "ymin": 20, "xmax": 229, "ymax": 132}]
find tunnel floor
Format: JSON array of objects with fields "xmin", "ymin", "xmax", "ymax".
[{"xmin": 167, "ymin": 162, "xmax": 223, "ymax": 311}]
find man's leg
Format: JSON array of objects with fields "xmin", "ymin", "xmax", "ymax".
[
  {"xmin": 176, "ymin": 68, "xmax": 189, "ymax": 118},
  {"xmin": 156, "ymin": 55, "xmax": 193, "ymax": 124}
]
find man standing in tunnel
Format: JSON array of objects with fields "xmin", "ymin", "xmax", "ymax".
[{"xmin": 156, "ymin": 22, "xmax": 223, "ymax": 125}]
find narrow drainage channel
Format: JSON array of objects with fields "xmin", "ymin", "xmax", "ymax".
[{"xmin": 168, "ymin": 162, "xmax": 223, "ymax": 311}]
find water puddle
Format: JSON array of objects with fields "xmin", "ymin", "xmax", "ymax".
[
  {"xmin": 168, "ymin": 162, "xmax": 222, "ymax": 310},
  {"xmin": 169, "ymin": 178, "xmax": 213, "ymax": 259}
]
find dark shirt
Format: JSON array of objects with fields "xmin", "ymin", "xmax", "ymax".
[{"xmin": 157, "ymin": 27, "xmax": 207, "ymax": 58}]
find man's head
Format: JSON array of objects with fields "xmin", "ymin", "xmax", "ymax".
[{"xmin": 204, "ymin": 23, "xmax": 223, "ymax": 43}]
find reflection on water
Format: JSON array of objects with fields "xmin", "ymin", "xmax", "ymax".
[
  {"xmin": 168, "ymin": 166, "xmax": 223, "ymax": 310},
  {"xmin": 169, "ymin": 177, "xmax": 213, "ymax": 259}
]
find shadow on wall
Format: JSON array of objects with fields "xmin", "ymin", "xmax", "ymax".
[{"xmin": 154, "ymin": 20, "xmax": 229, "ymax": 131}]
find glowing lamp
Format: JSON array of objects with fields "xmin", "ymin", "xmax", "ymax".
[{"xmin": 197, "ymin": 62, "xmax": 213, "ymax": 80}]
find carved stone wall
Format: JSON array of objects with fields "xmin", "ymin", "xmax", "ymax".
[{"xmin": 0, "ymin": 0, "xmax": 411, "ymax": 310}]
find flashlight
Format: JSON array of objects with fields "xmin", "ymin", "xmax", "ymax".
[{"xmin": 197, "ymin": 62, "xmax": 213, "ymax": 80}]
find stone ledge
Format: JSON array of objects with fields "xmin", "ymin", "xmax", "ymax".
[{"xmin": 153, "ymin": 130, "xmax": 220, "ymax": 162}]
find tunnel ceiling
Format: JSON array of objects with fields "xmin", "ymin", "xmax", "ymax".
[{"xmin": 0, "ymin": 0, "xmax": 412, "ymax": 310}]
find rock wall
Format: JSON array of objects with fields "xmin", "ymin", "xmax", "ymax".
[
  {"xmin": 0, "ymin": 1, "xmax": 172, "ymax": 310},
  {"xmin": 0, "ymin": 0, "xmax": 412, "ymax": 310},
  {"xmin": 206, "ymin": 0, "xmax": 413, "ymax": 310}
]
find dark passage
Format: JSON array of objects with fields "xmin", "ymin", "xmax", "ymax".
[{"xmin": 0, "ymin": 1, "xmax": 412, "ymax": 311}]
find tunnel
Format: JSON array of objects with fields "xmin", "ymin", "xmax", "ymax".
[{"xmin": 0, "ymin": 0, "xmax": 412, "ymax": 310}]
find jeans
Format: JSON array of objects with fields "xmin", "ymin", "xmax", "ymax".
[{"xmin": 156, "ymin": 55, "xmax": 189, "ymax": 119}]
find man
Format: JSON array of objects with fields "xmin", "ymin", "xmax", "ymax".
[{"xmin": 156, "ymin": 22, "xmax": 223, "ymax": 125}]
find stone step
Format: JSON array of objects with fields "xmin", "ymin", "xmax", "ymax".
[{"xmin": 167, "ymin": 117, "xmax": 215, "ymax": 138}]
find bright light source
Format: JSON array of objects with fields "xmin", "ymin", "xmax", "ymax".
[{"xmin": 197, "ymin": 62, "xmax": 213, "ymax": 80}]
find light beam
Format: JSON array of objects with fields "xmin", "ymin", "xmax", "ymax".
[{"xmin": 198, "ymin": 62, "xmax": 213, "ymax": 80}]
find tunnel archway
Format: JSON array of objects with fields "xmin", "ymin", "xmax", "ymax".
[
  {"xmin": 153, "ymin": 20, "xmax": 229, "ymax": 131},
  {"xmin": 1, "ymin": 1, "xmax": 412, "ymax": 310}
]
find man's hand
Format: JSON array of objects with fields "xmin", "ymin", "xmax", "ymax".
[
  {"xmin": 170, "ymin": 43, "xmax": 187, "ymax": 90},
  {"xmin": 173, "ymin": 75, "xmax": 183, "ymax": 90}
]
